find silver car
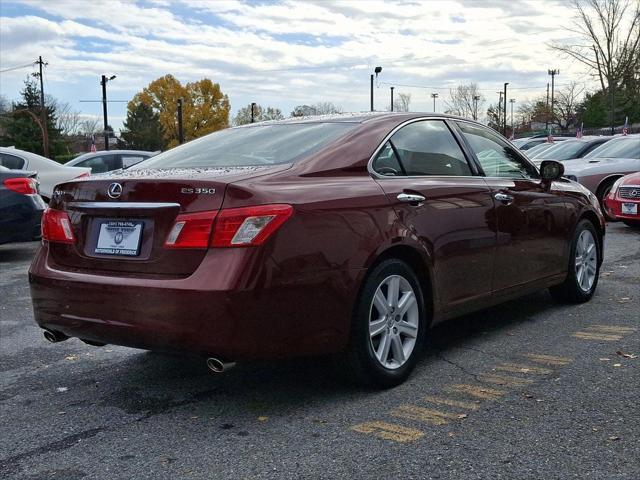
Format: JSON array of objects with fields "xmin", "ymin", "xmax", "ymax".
[{"xmin": 65, "ymin": 150, "xmax": 158, "ymax": 173}]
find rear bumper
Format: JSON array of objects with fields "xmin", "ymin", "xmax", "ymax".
[
  {"xmin": 29, "ymin": 243, "xmax": 364, "ymax": 360},
  {"xmin": 604, "ymin": 196, "xmax": 640, "ymax": 221}
]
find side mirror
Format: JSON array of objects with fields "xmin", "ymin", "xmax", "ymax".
[{"xmin": 540, "ymin": 160, "xmax": 564, "ymax": 181}]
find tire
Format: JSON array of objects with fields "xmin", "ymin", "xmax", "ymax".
[
  {"xmin": 596, "ymin": 178, "xmax": 619, "ymax": 221},
  {"xmin": 343, "ymin": 258, "xmax": 427, "ymax": 388},
  {"xmin": 549, "ymin": 219, "xmax": 600, "ymax": 303},
  {"xmin": 622, "ymin": 220, "xmax": 640, "ymax": 229}
]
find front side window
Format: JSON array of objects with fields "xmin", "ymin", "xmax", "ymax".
[
  {"xmin": 380, "ymin": 120, "xmax": 472, "ymax": 176},
  {"xmin": 0, "ymin": 153, "xmax": 26, "ymax": 170},
  {"xmin": 79, "ymin": 155, "xmax": 120, "ymax": 173},
  {"xmin": 457, "ymin": 122, "xmax": 537, "ymax": 179},
  {"xmin": 120, "ymin": 155, "xmax": 146, "ymax": 168}
]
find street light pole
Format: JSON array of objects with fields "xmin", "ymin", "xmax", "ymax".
[
  {"xmin": 371, "ymin": 66, "xmax": 382, "ymax": 112},
  {"xmin": 503, "ymin": 82, "xmax": 509, "ymax": 136},
  {"xmin": 100, "ymin": 74, "xmax": 116, "ymax": 151},
  {"xmin": 509, "ymin": 98, "xmax": 516, "ymax": 135},
  {"xmin": 177, "ymin": 98, "xmax": 184, "ymax": 144},
  {"xmin": 431, "ymin": 93, "xmax": 438, "ymax": 112},
  {"xmin": 473, "ymin": 95, "xmax": 481, "ymax": 120},
  {"xmin": 548, "ymin": 69, "xmax": 559, "ymax": 132},
  {"xmin": 250, "ymin": 102, "xmax": 256, "ymax": 123},
  {"xmin": 390, "ymin": 87, "xmax": 394, "ymax": 112},
  {"xmin": 35, "ymin": 56, "xmax": 49, "ymax": 158}
]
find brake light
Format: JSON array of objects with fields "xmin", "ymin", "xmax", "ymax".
[
  {"xmin": 211, "ymin": 204, "xmax": 293, "ymax": 247},
  {"xmin": 3, "ymin": 177, "xmax": 37, "ymax": 195},
  {"xmin": 164, "ymin": 210, "xmax": 216, "ymax": 249},
  {"xmin": 42, "ymin": 208, "xmax": 76, "ymax": 244},
  {"xmin": 75, "ymin": 172, "xmax": 90, "ymax": 179}
]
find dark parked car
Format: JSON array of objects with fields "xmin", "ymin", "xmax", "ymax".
[
  {"xmin": 531, "ymin": 136, "xmax": 611, "ymax": 162},
  {"xmin": 29, "ymin": 114, "xmax": 605, "ymax": 387},
  {"xmin": 1, "ymin": 166, "xmax": 46, "ymax": 245}
]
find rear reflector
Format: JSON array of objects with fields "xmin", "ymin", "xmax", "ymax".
[
  {"xmin": 164, "ymin": 210, "xmax": 216, "ymax": 249},
  {"xmin": 3, "ymin": 177, "xmax": 37, "ymax": 195},
  {"xmin": 42, "ymin": 208, "xmax": 76, "ymax": 244},
  {"xmin": 211, "ymin": 204, "xmax": 293, "ymax": 247}
]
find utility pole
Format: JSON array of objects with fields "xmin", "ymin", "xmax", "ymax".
[
  {"xmin": 100, "ymin": 74, "xmax": 116, "ymax": 151},
  {"xmin": 250, "ymin": 102, "xmax": 256, "ymax": 123},
  {"xmin": 503, "ymin": 82, "xmax": 509, "ymax": 136},
  {"xmin": 548, "ymin": 69, "xmax": 558, "ymax": 132},
  {"xmin": 431, "ymin": 93, "xmax": 438, "ymax": 112},
  {"xmin": 610, "ymin": 84, "xmax": 615, "ymax": 135},
  {"xmin": 509, "ymin": 98, "xmax": 516, "ymax": 135},
  {"xmin": 545, "ymin": 82, "xmax": 550, "ymax": 131},
  {"xmin": 497, "ymin": 91, "xmax": 503, "ymax": 130},
  {"xmin": 390, "ymin": 87, "xmax": 394, "ymax": 112},
  {"xmin": 35, "ymin": 56, "xmax": 49, "ymax": 158},
  {"xmin": 177, "ymin": 98, "xmax": 184, "ymax": 144},
  {"xmin": 473, "ymin": 95, "xmax": 481, "ymax": 121}
]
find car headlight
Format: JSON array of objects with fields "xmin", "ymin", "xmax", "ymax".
[{"xmin": 608, "ymin": 177, "xmax": 624, "ymax": 196}]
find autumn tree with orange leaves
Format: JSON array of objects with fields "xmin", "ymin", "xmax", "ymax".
[{"xmin": 127, "ymin": 74, "xmax": 230, "ymax": 148}]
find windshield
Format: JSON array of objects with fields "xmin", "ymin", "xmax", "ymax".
[
  {"xmin": 132, "ymin": 123, "xmax": 357, "ymax": 169},
  {"xmin": 584, "ymin": 137, "xmax": 639, "ymax": 159},
  {"xmin": 527, "ymin": 143, "xmax": 555, "ymax": 158},
  {"xmin": 536, "ymin": 140, "xmax": 586, "ymax": 160}
]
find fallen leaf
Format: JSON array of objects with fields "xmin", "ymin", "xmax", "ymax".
[
  {"xmin": 448, "ymin": 432, "xmax": 456, "ymax": 437},
  {"xmin": 609, "ymin": 436, "xmax": 620, "ymax": 441},
  {"xmin": 613, "ymin": 363, "xmax": 622, "ymax": 367},
  {"xmin": 592, "ymin": 427, "xmax": 598, "ymax": 432},
  {"xmin": 524, "ymin": 394, "xmax": 534, "ymax": 398},
  {"xmin": 65, "ymin": 355, "xmax": 78, "ymax": 361},
  {"xmin": 55, "ymin": 387, "xmax": 68, "ymax": 393},
  {"xmin": 257, "ymin": 416, "xmax": 269, "ymax": 422},
  {"xmin": 190, "ymin": 416, "xmax": 199, "ymax": 419},
  {"xmin": 457, "ymin": 414, "xmax": 468, "ymax": 419},
  {"xmin": 616, "ymin": 351, "xmax": 637, "ymax": 359},
  {"xmin": 599, "ymin": 358, "xmax": 610, "ymax": 361}
]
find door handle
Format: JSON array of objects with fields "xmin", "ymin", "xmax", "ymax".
[
  {"xmin": 397, "ymin": 193, "xmax": 426, "ymax": 204},
  {"xmin": 494, "ymin": 192, "xmax": 514, "ymax": 205}
]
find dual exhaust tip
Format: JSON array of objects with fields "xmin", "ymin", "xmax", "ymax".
[{"xmin": 44, "ymin": 330, "xmax": 234, "ymax": 374}]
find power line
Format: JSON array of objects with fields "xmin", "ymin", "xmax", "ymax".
[{"xmin": 0, "ymin": 62, "xmax": 35, "ymax": 74}]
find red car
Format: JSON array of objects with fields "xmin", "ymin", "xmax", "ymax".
[
  {"xmin": 29, "ymin": 114, "xmax": 605, "ymax": 387},
  {"xmin": 604, "ymin": 171, "xmax": 640, "ymax": 227}
]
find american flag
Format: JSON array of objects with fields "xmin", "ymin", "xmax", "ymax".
[
  {"xmin": 508, "ymin": 131, "xmax": 515, "ymax": 141},
  {"xmin": 622, "ymin": 116, "xmax": 629, "ymax": 136},
  {"xmin": 576, "ymin": 122, "xmax": 583, "ymax": 139},
  {"xmin": 547, "ymin": 131, "xmax": 553, "ymax": 143},
  {"xmin": 90, "ymin": 135, "xmax": 97, "ymax": 152}
]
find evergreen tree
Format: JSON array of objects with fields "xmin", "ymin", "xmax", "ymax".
[
  {"xmin": 1, "ymin": 77, "xmax": 65, "ymax": 157},
  {"xmin": 120, "ymin": 102, "xmax": 165, "ymax": 151}
]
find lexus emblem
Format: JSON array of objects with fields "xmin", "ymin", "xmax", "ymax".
[
  {"xmin": 632, "ymin": 189, "xmax": 638, "ymax": 197},
  {"xmin": 107, "ymin": 183, "xmax": 122, "ymax": 199}
]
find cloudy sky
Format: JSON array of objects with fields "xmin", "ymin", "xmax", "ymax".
[{"xmin": 0, "ymin": 0, "xmax": 598, "ymax": 131}]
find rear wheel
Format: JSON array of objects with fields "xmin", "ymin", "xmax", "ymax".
[
  {"xmin": 596, "ymin": 178, "xmax": 619, "ymax": 221},
  {"xmin": 549, "ymin": 219, "xmax": 600, "ymax": 303},
  {"xmin": 344, "ymin": 259, "xmax": 427, "ymax": 388}
]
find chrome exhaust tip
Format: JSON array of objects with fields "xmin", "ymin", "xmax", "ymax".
[
  {"xmin": 43, "ymin": 329, "xmax": 69, "ymax": 343},
  {"xmin": 206, "ymin": 357, "xmax": 236, "ymax": 373}
]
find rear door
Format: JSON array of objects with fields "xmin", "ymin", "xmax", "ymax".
[
  {"xmin": 371, "ymin": 119, "xmax": 496, "ymax": 309},
  {"xmin": 454, "ymin": 121, "xmax": 568, "ymax": 291}
]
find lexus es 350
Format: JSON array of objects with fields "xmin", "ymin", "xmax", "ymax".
[{"xmin": 29, "ymin": 114, "xmax": 605, "ymax": 387}]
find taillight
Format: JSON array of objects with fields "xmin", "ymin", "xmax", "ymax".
[
  {"xmin": 42, "ymin": 208, "xmax": 76, "ymax": 244},
  {"xmin": 75, "ymin": 172, "xmax": 90, "ymax": 179},
  {"xmin": 164, "ymin": 210, "xmax": 216, "ymax": 249},
  {"xmin": 3, "ymin": 177, "xmax": 37, "ymax": 195},
  {"xmin": 211, "ymin": 204, "xmax": 293, "ymax": 247}
]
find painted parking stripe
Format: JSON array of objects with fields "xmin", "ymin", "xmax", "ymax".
[
  {"xmin": 351, "ymin": 421, "xmax": 425, "ymax": 442},
  {"xmin": 587, "ymin": 325, "xmax": 636, "ymax": 334},
  {"xmin": 572, "ymin": 332, "xmax": 623, "ymax": 341},
  {"xmin": 479, "ymin": 373, "xmax": 534, "ymax": 387},
  {"xmin": 494, "ymin": 363, "xmax": 553, "ymax": 375},
  {"xmin": 522, "ymin": 353, "xmax": 572, "ymax": 366},
  {"xmin": 390, "ymin": 405, "xmax": 462, "ymax": 425},
  {"xmin": 423, "ymin": 395, "xmax": 481, "ymax": 410},
  {"xmin": 446, "ymin": 384, "xmax": 506, "ymax": 400}
]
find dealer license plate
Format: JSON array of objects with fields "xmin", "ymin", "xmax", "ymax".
[
  {"xmin": 95, "ymin": 220, "xmax": 143, "ymax": 256},
  {"xmin": 621, "ymin": 203, "xmax": 638, "ymax": 215}
]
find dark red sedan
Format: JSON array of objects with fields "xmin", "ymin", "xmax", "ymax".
[
  {"xmin": 29, "ymin": 114, "xmax": 605, "ymax": 387},
  {"xmin": 603, "ymin": 171, "xmax": 640, "ymax": 228}
]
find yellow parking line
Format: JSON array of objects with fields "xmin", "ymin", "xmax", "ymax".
[
  {"xmin": 494, "ymin": 363, "xmax": 552, "ymax": 375},
  {"xmin": 351, "ymin": 421, "xmax": 424, "ymax": 442},
  {"xmin": 423, "ymin": 395, "xmax": 481, "ymax": 410},
  {"xmin": 585, "ymin": 325, "xmax": 636, "ymax": 334},
  {"xmin": 390, "ymin": 404, "xmax": 462, "ymax": 425},
  {"xmin": 572, "ymin": 332, "xmax": 622, "ymax": 341},
  {"xmin": 446, "ymin": 384, "xmax": 506, "ymax": 400},
  {"xmin": 522, "ymin": 353, "xmax": 572, "ymax": 366},
  {"xmin": 479, "ymin": 373, "xmax": 534, "ymax": 387}
]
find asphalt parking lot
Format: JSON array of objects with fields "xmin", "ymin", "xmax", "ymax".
[{"xmin": 1, "ymin": 223, "xmax": 638, "ymax": 480}]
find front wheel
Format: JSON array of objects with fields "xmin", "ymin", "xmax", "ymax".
[
  {"xmin": 344, "ymin": 259, "xmax": 427, "ymax": 388},
  {"xmin": 549, "ymin": 219, "xmax": 600, "ymax": 303}
]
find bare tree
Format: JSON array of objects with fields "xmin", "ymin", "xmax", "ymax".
[
  {"xmin": 551, "ymin": 0, "xmax": 640, "ymax": 91},
  {"xmin": 79, "ymin": 118, "xmax": 100, "ymax": 136},
  {"xmin": 55, "ymin": 101, "xmax": 82, "ymax": 136},
  {"xmin": 445, "ymin": 83, "xmax": 485, "ymax": 119},
  {"xmin": 290, "ymin": 102, "xmax": 342, "ymax": 117},
  {"xmin": 396, "ymin": 93, "xmax": 411, "ymax": 112},
  {"xmin": 552, "ymin": 82, "xmax": 585, "ymax": 130}
]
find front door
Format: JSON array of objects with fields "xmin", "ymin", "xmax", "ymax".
[
  {"xmin": 371, "ymin": 119, "xmax": 497, "ymax": 310},
  {"xmin": 454, "ymin": 121, "xmax": 568, "ymax": 292}
]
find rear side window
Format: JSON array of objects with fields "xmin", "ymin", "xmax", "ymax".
[
  {"xmin": 457, "ymin": 122, "xmax": 538, "ymax": 179},
  {"xmin": 132, "ymin": 123, "xmax": 356, "ymax": 169},
  {"xmin": 381, "ymin": 120, "xmax": 472, "ymax": 176},
  {"xmin": 584, "ymin": 137, "xmax": 640, "ymax": 159},
  {"xmin": 78, "ymin": 155, "xmax": 121, "ymax": 173},
  {"xmin": 120, "ymin": 155, "xmax": 147, "ymax": 168},
  {"xmin": 0, "ymin": 153, "xmax": 26, "ymax": 170}
]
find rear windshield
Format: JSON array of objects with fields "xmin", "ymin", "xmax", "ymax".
[
  {"xmin": 584, "ymin": 137, "xmax": 639, "ymax": 159},
  {"xmin": 131, "ymin": 123, "xmax": 357, "ymax": 169},
  {"xmin": 536, "ymin": 140, "xmax": 586, "ymax": 160}
]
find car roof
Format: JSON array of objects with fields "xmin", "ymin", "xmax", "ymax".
[
  {"xmin": 235, "ymin": 112, "xmax": 472, "ymax": 127},
  {"xmin": 0, "ymin": 146, "xmax": 64, "ymax": 168}
]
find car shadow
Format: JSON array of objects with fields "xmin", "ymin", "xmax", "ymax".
[{"xmin": 0, "ymin": 241, "xmax": 39, "ymax": 263}]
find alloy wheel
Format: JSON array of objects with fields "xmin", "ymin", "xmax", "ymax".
[
  {"xmin": 368, "ymin": 275, "xmax": 419, "ymax": 369},
  {"xmin": 575, "ymin": 230, "xmax": 597, "ymax": 292}
]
